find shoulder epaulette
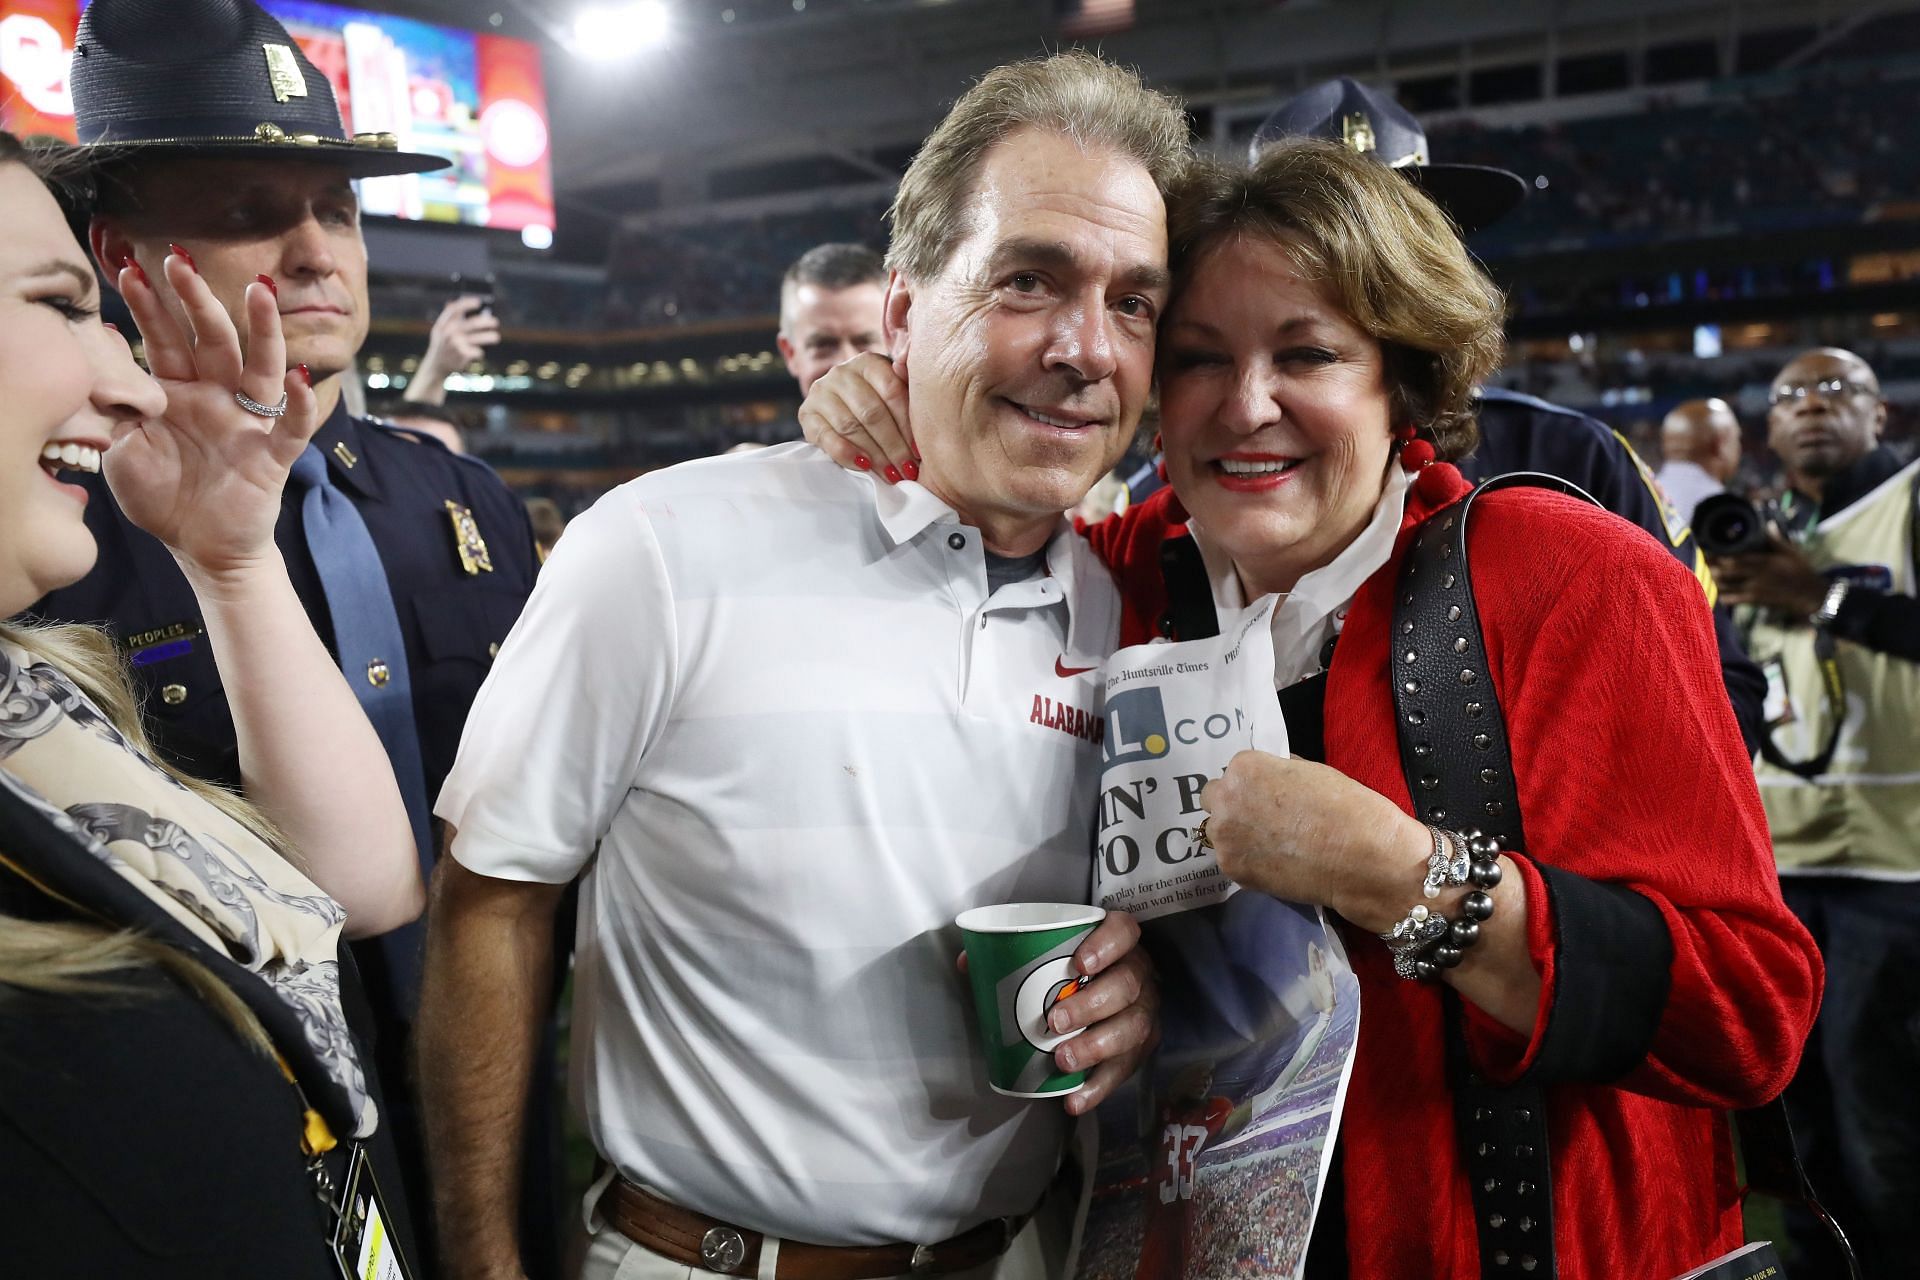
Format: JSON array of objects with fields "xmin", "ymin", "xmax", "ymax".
[{"xmin": 358, "ymin": 416, "xmax": 516, "ymax": 488}]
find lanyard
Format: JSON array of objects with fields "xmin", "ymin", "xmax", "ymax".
[{"xmin": 1742, "ymin": 624, "xmax": 1848, "ymax": 780}]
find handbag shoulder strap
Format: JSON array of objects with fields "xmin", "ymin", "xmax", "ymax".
[
  {"xmin": 1390, "ymin": 471, "xmax": 1592, "ymax": 839},
  {"xmin": 1387, "ymin": 471, "xmax": 1594, "ymax": 1280}
]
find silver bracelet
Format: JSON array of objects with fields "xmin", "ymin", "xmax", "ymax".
[
  {"xmin": 1379, "ymin": 903, "xmax": 1450, "ymax": 981},
  {"xmin": 1422, "ymin": 827, "xmax": 1471, "ymax": 899},
  {"xmin": 1380, "ymin": 827, "xmax": 1504, "ymax": 982}
]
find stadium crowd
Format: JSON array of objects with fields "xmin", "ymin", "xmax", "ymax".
[
  {"xmin": 1448, "ymin": 67, "xmax": 1920, "ymax": 257},
  {"xmin": 540, "ymin": 62, "xmax": 1920, "ymax": 333}
]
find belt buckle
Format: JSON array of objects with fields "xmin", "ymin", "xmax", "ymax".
[
  {"xmin": 700, "ymin": 1225, "xmax": 748, "ymax": 1273},
  {"xmin": 910, "ymin": 1244, "xmax": 936, "ymax": 1274}
]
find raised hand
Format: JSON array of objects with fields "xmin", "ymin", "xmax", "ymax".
[
  {"xmin": 406, "ymin": 295, "xmax": 501, "ymax": 405},
  {"xmin": 105, "ymin": 252, "xmax": 318, "ymax": 578}
]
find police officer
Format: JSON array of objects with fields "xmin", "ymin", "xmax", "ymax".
[
  {"xmin": 1243, "ymin": 78, "xmax": 1768, "ymax": 750},
  {"xmin": 30, "ymin": 0, "xmax": 544, "ymax": 1270}
]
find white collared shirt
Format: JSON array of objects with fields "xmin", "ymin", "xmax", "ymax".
[
  {"xmin": 1653, "ymin": 459, "xmax": 1725, "ymax": 527},
  {"xmin": 435, "ymin": 442, "xmax": 1117, "ymax": 1244},
  {"xmin": 1190, "ymin": 464, "xmax": 1412, "ymax": 689}
]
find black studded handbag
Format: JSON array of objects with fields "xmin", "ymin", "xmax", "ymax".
[{"xmin": 1387, "ymin": 474, "xmax": 1859, "ymax": 1280}]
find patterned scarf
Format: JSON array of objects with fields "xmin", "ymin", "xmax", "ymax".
[{"xmin": 0, "ymin": 640, "xmax": 375, "ymax": 1137}]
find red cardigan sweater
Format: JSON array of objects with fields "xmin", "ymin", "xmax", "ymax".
[{"xmin": 1086, "ymin": 464, "xmax": 1822, "ymax": 1279}]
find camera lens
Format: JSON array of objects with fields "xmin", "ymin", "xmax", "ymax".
[{"xmin": 1694, "ymin": 494, "xmax": 1768, "ymax": 556}]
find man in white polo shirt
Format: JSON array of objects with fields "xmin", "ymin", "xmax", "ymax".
[{"xmin": 417, "ymin": 51, "xmax": 1189, "ymax": 1280}]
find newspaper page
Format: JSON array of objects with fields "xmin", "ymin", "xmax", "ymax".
[{"xmin": 1073, "ymin": 597, "xmax": 1362, "ymax": 1280}]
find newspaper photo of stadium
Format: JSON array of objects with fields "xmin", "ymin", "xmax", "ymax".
[{"xmin": 1076, "ymin": 892, "xmax": 1362, "ymax": 1280}]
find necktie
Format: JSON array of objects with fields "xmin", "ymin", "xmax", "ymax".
[{"xmin": 288, "ymin": 444, "xmax": 434, "ymax": 1002}]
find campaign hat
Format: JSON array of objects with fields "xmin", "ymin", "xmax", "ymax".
[
  {"xmin": 1248, "ymin": 77, "xmax": 1527, "ymax": 234},
  {"xmin": 70, "ymin": 0, "xmax": 450, "ymax": 178}
]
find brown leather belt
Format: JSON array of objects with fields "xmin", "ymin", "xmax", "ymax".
[{"xmin": 597, "ymin": 1179, "xmax": 1023, "ymax": 1279}]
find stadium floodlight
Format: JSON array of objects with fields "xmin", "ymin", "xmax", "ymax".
[{"xmin": 570, "ymin": 2, "xmax": 671, "ymax": 60}]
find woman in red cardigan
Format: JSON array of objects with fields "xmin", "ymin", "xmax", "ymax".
[{"xmin": 803, "ymin": 139, "xmax": 1821, "ymax": 1279}]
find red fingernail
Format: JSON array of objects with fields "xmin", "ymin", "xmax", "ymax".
[
  {"xmin": 884, "ymin": 464, "xmax": 901, "ymax": 484},
  {"xmin": 103, "ymin": 321, "xmax": 119, "ymax": 334},
  {"xmin": 255, "ymin": 273, "xmax": 277, "ymax": 296},
  {"xmin": 854, "ymin": 455, "xmax": 872, "ymax": 471},
  {"xmin": 902, "ymin": 460, "xmax": 919, "ymax": 481},
  {"xmin": 119, "ymin": 256, "xmax": 148, "ymax": 287},
  {"xmin": 168, "ymin": 243, "xmax": 196, "ymax": 271},
  {"xmin": 297, "ymin": 363, "xmax": 312, "ymax": 387}
]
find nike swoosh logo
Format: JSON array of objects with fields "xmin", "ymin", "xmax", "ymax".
[{"xmin": 1055, "ymin": 657, "xmax": 1095, "ymax": 678}]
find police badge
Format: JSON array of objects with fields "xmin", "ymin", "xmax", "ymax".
[
  {"xmin": 444, "ymin": 501, "xmax": 493, "ymax": 575},
  {"xmin": 263, "ymin": 43, "xmax": 308, "ymax": 104}
]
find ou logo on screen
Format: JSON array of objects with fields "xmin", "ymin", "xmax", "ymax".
[
  {"xmin": 481, "ymin": 98, "xmax": 549, "ymax": 169},
  {"xmin": 0, "ymin": 15, "xmax": 72, "ymax": 116}
]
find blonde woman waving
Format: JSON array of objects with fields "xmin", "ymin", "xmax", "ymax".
[{"xmin": 0, "ymin": 134, "xmax": 421, "ymax": 1279}]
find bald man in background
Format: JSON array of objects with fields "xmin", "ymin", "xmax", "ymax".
[{"xmin": 1657, "ymin": 398, "xmax": 1743, "ymax": 525}]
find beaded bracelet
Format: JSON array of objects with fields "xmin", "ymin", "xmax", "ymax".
[{"xmin": 1378, "ymin": 827, "xmax": 1502, "ymax": 982}]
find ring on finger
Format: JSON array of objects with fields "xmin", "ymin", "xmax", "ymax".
[
  {"xmin": 234, "ymin": 389, "xmax": 288, "ymax": 419},
  {"xmin": 1194, "ymin": 817, "xmax": 1212, "ymax": 849}
]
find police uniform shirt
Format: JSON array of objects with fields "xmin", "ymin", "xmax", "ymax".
[
  {"xmin": 1463, "ymin": 387, "xmax": 1769, "ymax": 751},
  {"xmin": 1462, "ymin": 389, "xmax": 1704, "ymax": 574},
  {"xmin": 30, "ymin": 400, "xmax": 538, "ymax": 803}
]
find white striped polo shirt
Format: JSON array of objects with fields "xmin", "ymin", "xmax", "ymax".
[{"xmin": 436, "ymin": 442, "xmax": 1118, "ymax": 1245}]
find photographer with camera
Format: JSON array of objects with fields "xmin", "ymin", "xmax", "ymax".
[{"xmin": 1707, "ymin": 346, "xmax": 1920, "ymax": 1277}]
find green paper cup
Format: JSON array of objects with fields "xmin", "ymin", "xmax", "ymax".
[{"xmin": 956, "ymin": 902, "xmax": 1106, "ymax": 1099}]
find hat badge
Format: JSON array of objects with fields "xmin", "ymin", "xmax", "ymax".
[
  {"xmin": 1341, "ymin": 111, "xmax": 1376, "ymax": 156},
  {"xmin": 262, "ymin": 43, "xmax": 307, "ymax": 104}
]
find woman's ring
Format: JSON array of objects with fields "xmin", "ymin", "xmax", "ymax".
[
  {"xmin": 234, "ymin": 389, "xmax": 288, "ymax": 419},
  {"xmin": 1194, "ymin": 817, "xmax": 1212, "ymax": 849}
]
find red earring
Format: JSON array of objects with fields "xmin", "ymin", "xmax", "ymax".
[{"xmin": 1396, "ymin": 423, "xmax": 1435, "ymax": 471}]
